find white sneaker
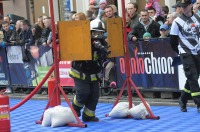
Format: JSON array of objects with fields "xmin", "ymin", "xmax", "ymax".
[{"xmin": 4, "ymin": 87, "xmax": 12, "ymax": 94}]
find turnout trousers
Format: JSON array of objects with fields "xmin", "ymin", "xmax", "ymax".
[
  {"xmin": 73, "ymin": 78, "xmax": 100, "ymax": 115},
  {"xmin": 180, "ymin": 53, "xmax": 200, "ymax": 106}
]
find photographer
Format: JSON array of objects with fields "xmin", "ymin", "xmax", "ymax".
[{"xmin": 70, "ymin": 19, "xmax": 109, "ymax": 122}]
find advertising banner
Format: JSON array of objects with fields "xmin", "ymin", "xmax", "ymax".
[
  {"xmin": 4, "ymin": 39, "xmax": 198, "ymax": 91},
  {"xmin": 116, "ymin": 38, "xmax": 179, "ymax": 89},
  {"xmin": 7, "ymin": 45, "xmax": 53, "ymax": 87},
  {"xmin": 6, "ymin": 46, "xmax": 27, "ymax": 85}
]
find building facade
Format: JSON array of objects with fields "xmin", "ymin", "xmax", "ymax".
[{"xmin": 1, "ymin": 0, "xmax": 178, "ymax": 24}]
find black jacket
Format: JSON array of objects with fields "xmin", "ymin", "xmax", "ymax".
[
  {"xmin": 3, "ymin": 29, "xmax": 14, "ymax": 43},
  {"xmin": 41, "ymin": 28, "xmax": 51, "ymax": 44},
  {"xmin": 22, "ymin": 27, "xmax": 33, "ymax": 45},
  {"xmin": 128, "ymin": 19, "xmax": 160, "ymax": 41}
]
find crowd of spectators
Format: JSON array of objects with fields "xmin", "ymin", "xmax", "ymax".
[
  {"xmin": 1, "ymin": 0, "xmax": 200, "ymax": 94},
  {"xmin": 0, "ymin": 14, "xmax": 53, "ymax": 94}
]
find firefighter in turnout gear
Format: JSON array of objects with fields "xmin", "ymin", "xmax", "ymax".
[{"xmin": 70, "ymin": 19, "xmax": 108, "ymax": 122}]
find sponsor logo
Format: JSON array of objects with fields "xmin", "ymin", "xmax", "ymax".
[{"xmin": 120, "ymin": 48, "xmax": 174, "ymax": 74}]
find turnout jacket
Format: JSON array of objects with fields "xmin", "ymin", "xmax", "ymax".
[{"xmin": 70, "ymin": 40, "xmax": 103, "ymax": 81}]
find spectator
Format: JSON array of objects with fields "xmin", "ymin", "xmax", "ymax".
[
  {"xmin": 86, "ymin": 10, "xmax": 94, "ymax": 21},
  {"xmin": 159, "ymin": 24, "xmax": 169, "ymax": 38},
  {"xmin": 90, "ymin": 0, "xmax": 100, "ymax": 9},
  {"xmin": 31, "ymin": 24, "xmax": 43, "ymax": 46},
  {"xmin": 20, "ymin": 19, "xmax": 34, "ymax": 94},
  {"xmin": 69, "ymin": 11, "xmax": 77, "ymax": 20},
  {"xmin": 145, "ymin": 0, "xmax": 165, "ymax": 20},
  {"xmin": 26, "ymin": 24, "xmax": 43, "ymax": 89},
  {"xmin": 148, "ymin": 7, "xmax": 164, "ymax": 25},
  {"xmin": 10, "ymin": 20, "xmax": 23, "ymax": 44},
  {"xmin": 71, "ymin": 14, "xmax": 76, "ymax": 20},
  {"xmin": 196, "ymin": 0, "xmax": 200, "ymax": 16},
  {"xmin": 92, "ymin": 10, "xmax": 99, "ymax": 19},
  {"xmin": 41, "ymin": 17, "xmax": 51, "ymax": 47},
  {"xmin": 110, "ymin": 4, "xmax": 118, "ymax": 17},
  {"xmin": 104, "ymin": 5, "xmax": 118, "ymax": 18},
  {"xmin": 143, "ymin": 32, "xmax": 152, "ymax": 41},
  {"xmin": 88, "ymin": 5, "xmax": 96, "ymax": 14},
  {"xmin": 20, "ymin": 19, "xmax": 33, "ymax": 46},
  {"xmin": 193, "ymin": 3, "xmax": 199, "ymax": 14},
  {"xmin": 11, "ymin": 20, "xmax": 25, "ymax": 93},
  {"xmin": 2, "ymin": 21, "xmax": 15, "ymax": 43},
  {"xmin": 172, "ymin": 1, "xmax": 183, "ymax": 15},
  {"xmin": 164, "ymin": 12, "xmax": 180, "ymax": 31},
  {"xmin": 99, "ymin": 5, "xmax": 118, "ymax": 87},
  {"xmin": 37, "ymin": 16, "xmax": 45, "ymax": 29},
  {"xmin": 74, "ymin": 12, "xmax": 87, "ymax": 20},
  {"xmin": 97, "ymin": 0, "xmax": 107, "ymax": 19},
  {"xmin": 128, "ymin": 9, "xmax": 160, "ymax": 42},
  {"xmin": 162, "ymin": 5, "xmax": 169, "ymax": 20},
  {"xmin": 42, "ymin": 15, "xmax": 48, "ymax": 24},
  {"xmin": 2, "ymin": 21, "xmax": 15, "ymax": 94},
  {"xmin": 126, "ymin": 2, "xmax": 140, "ymax": 28},
  {"xmin": 147, "ymin": 7, "xmax": 156, "ymax": 19},
  {"xmin": 39, "ymin": 17, "xmax": 53, "ymax": 95},
  {"xmin": 4, "ymin": 15, "xmax": 15, "ymax": 30},
  {"xmin": 100, "ymin": 11, "xmax": 107, "ymax": 22},
  {"xmin": 103, "ymin": 5, "xmax": 119, "ymax": 30},
  {"xmin": 31, "ymin": 25, "xmax": 52, "ymax": 69}
]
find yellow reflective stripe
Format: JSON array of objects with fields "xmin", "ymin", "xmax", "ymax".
[
  {"xmin": 191, "ymin": 92, "xmax": 200, "ymax": 97},
  {"xmin": 91, "ymin": 77, "xmax": 97, "ymax": 81},
  {"xmin": 73, "ymin": 95, "xmax": 84, "ymax": 107},
  {"xmin": 90, "ymin": 73, "xmax": 101, "ymax": 81},
  {"xmin": 70, "ymin": 70, "xmax": 86, "ymax": 80},
  {"xmin": 70, "ymin": 68, "xmax": 100, "ymax": 81},
  {"xmin": 83, "ymin": 107, "xmax": 95, "ymax": 117},
  {"xmin": 183, "ymin": 88, "xmax": 191, "ymax": 93},
  {"xmin": 94, "ymin": 54, "xmax": 98, "ymax": 61}
]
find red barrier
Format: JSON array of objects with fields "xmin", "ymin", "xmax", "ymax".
[
  {"xmin": 48, "ymin": 78, "xmax": 61, "ymax": 107},
  {"xmin": 0, "ymin": 94, "xmax": 10, "ymax": 132}
]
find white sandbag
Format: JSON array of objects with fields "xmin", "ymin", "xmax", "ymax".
[
  {"xmin": 139, "ymin": 102, "xmax": 151, "ymax": 116},
  {"xmin": 42, "ymin": 108, "xmax": 53, "ymax": 127},
  {"xmin": 51, "ymin": 105, "xmax": 78, "ymax": 128},
  {"xmin": 109, "ymin": 102, "xmax": 134, "ymax": 118},
  {"xmin": 129, "ymin": 102, "xmax": 150, "ymax": 119}
]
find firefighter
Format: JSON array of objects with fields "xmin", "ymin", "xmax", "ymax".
[{"xmin": 70, "ymin": 19, "xmax": 107, "ymax": 122}]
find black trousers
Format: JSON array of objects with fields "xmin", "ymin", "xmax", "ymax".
[
  {"xmin": 73, "ymin": 78, "xmax": 99, "ymax": 112},
  {"xmin": 180, "ymin": 53, "xmax": 200, "ymax": 105}
]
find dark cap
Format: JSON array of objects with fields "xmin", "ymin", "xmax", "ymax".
[
  {"xmin": 172, "ymin": 1, "xmax": 182, "ymax": 8},
  {"xmin": 180, "ymin": 0, "xmax": 196, "ymax": 8}
]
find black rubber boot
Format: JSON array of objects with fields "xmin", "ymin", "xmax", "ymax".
[
  {"xmin": 82, "ymin": 112, "xmax": 99, "ymax": 122},
  {"xmin": 178, "ymin": 98, "xmax": 187, "ymax": 112},
  {"xmin": 72, "ymin": 103, "xmax": 82, "ymax": 117}
]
